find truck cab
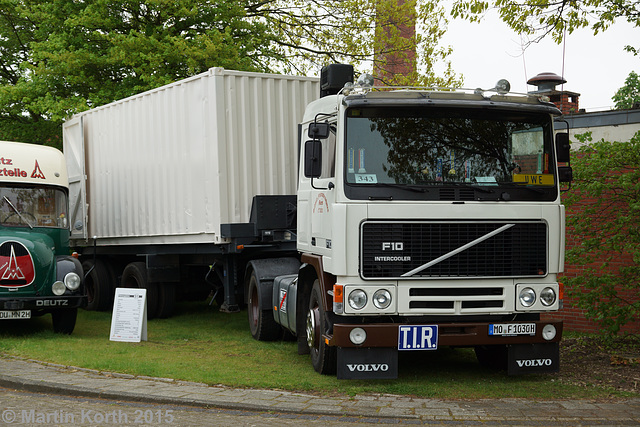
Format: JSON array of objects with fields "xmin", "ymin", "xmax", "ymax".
[
  {"xmin": 261, "ymin": 65, "xmax": 571, "ymax": 379},
  {"xmin": 0, "ymin": 141, "xmax": 84, "ymax": 334}
]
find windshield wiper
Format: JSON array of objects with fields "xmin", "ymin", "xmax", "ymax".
[
  {"xmin": 502, "ymin": 183, "xmax": 547, "ymax": 194},
  {"xmin": 2, "ymin": 196, "xmax": 34, "ymax": 229},
  {"xmin": 431, "ymin": 182, "xmax": 496, "ymax": 194},
  {"xmin": 371, "ymin": 183, "xmax": 429, "ymax": 193}
]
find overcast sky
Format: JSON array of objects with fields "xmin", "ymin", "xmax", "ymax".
[{"xmin": 439, "ymin": 10, "xmax": 640, "ymax": 112}]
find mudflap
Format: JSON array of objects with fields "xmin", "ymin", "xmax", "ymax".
[
  {"xmin": 337, "ymin": 347, "xmax": 398, "ymax": 380},
  {"xmin": 508, "ymin": 342, "xmax": 560, "ymax": 375}
]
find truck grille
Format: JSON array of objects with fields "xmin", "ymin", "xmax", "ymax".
[
  {"xmin": 360, "ymin": 221, "xmax": 547, "ymax": 279},
  {"xmin": 398, "ymin": 286, "xmax": 506, "ymax": 314}
]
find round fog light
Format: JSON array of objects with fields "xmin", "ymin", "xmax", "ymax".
[
  {"xmin": 540, "ymin": 287, "xmax": 556, "ymax": 306},
  {"xmin": 349, "ymin": 327, "xmax": 367, "ymax": 345},
  {"xmin": 542, "ymin": 324, "xmax": 557, "ymax": 341},
  {"xmin": 64, "ymin": 272, "xmax": 81, "ymax": 291},
  {"xmin": 519, "ymin": 287, "xmax": 536, "ymax": 307},
  {"xmin": 348, "ymin": 289, "xmax": 367, "ymax": 310},
  {"xmin": 373, "ymin": 289, "xmax": 391, "ymax": 309},
  {"xmin": 52, "ymin": 281, "xmax": 66, "ymax": 296}
]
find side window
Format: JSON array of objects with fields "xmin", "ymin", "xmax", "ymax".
[{"xmin": 320, "ymin": 128, "xmax": 336, "ymax": 179}]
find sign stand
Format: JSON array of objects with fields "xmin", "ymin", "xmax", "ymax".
[{"xmin": 109, "ymin": 288, "xmax": 147, "ymax": 342}]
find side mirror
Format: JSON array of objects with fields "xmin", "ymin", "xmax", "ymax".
[
  {"xmin": 555, "ymin": 133, "xmax": 571, "ymax": 163},
  {"xmin": 308, "ymin": 122, "xmax": 330, "ymax": 140},
  {"xmin": 558, "ymin": 166, "xmax": 573, "ymax": 183},
  {"xmin": 304, "ymin": 140, "xmax": 322, "ymax": 178}
]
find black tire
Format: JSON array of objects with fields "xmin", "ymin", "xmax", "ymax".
[
  {"xmin": 121, "ymin": 262, "xmax": 158, "ymax": 319},
  {"xmin": 474, "ymin": 345, "xmax": 508, "ymax": 370},
  {"xmin": 82, "ymin": 259, "xmax": 115, "ymax": 311},
  {"xmin": 247, "ymin": 270, "xmax": 281, "ymax": 341},
  {"xmin": 307, "ymin": 280, "xmax": 336, "ymax": 375},
  {"xmin": 52, "ymin": 308, "xmax": 77, "ymax": 334},
  {"xmin": 156, "ymin": 283, "xmax": 176, "ymax": 318}
]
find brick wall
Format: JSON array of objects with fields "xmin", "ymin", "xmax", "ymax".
[{"xmin": 558, "ymin": 179, "xmax": 640, "ymax": 334}]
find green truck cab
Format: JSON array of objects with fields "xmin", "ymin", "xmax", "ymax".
[{"xmin": 0, "ymin": 141, "xmax": 84, "ymax": 334}]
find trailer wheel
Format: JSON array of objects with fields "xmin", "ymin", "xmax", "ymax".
[
  {"xmin": 52, "ymin": 308, "xmax": 78, "ymax": 334},
  {"xmin": 307, "ymin": 280, "xmax": 336, "ymax": 375},
  {"xmin": 474, "ymin": 345, "xmax": 508, "ymax": 370},
  {"xmin": 121, "ymin": 262, "xmax": 158, "ymax": 319},
  {"xmin": 247, "ymin": 270, "xmax": 280, "ymax": 341},
  {"xmin": 156, "ymin": 283, "xmax": 176, "ymax": 318},
  {"xmin": 82, "ymin": 259, "xmax": 114, "ymax": 311}
]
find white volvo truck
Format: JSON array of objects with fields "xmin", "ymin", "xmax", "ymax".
[{"xmin": 65, "ymin": 65, "xmax": 572, "ymax": 378}]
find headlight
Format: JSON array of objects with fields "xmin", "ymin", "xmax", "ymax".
[
  {"xmin": 373, "ymin": 289, "xmax": 392, "ymax": 309},
  {"xmin": 519, "ymin": 287, "xmax": 536, "ymax": 307},
  {"xmin": 52, "ymin": 281, "xmax": 66, "ymax": 296},
  {"xmin": 540, "ymin": 287, "xmax": 556, "ymax": 306},
  {"xmin": 348, "ymin": 289, "xmax": 367, "ymax": 310},
  {"xmin": 64, "ymin": 272, "xmax": 81, "ymax": 291}
]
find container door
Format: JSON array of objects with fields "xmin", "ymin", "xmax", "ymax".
[{"xmin": 63, "ymin": 116, "xmax": 88, "ymax": 240}]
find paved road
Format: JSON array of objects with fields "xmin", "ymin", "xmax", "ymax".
[
  {"xmin": 1, "ymin": 355, "xmax": 639, "ymax": 426},
  {"xmin": 0, "ymin": 389, "xmax": 379, "ymax": 426}
]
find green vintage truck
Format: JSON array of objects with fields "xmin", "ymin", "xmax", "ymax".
[{"xmin": 0, "ymin": 140, "xmax": 84, "ymax": 334}]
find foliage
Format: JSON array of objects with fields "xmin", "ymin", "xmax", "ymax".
[
  {"xmin": 260, "ymin": 0, "xmax": 460, "ymax": 86},
  {"xmin": 563, "ymin": 131, "xmax": 640, "ymax": 336},
  {"xmin": 451, "ymin": 0, "xmax": 640, "ymax": 45},
  {"xmin": 0, "ymin": 0, "xmax": 460, "ymax": 148},
  {"xmin": 613, "ymin": 71, "xmax": 640, "ymax": 110}
]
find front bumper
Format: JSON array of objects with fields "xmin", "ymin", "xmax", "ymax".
[
  {"xmin": 329, "ymin": 319, "xmax": 563, "ymax": 348},
  {"xmin": 1, "ymin": 295, "xmax": 86, "ymax": 312}
]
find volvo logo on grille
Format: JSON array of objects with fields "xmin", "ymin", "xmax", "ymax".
[{"xmin": 382, "ymin": 242, "xmax": 403, "ymax": 251}]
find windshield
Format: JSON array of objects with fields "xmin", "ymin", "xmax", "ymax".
[
  {"xmin": 344, "ymin": 106, "xmax": 557, "ymax": 201},
  {"xmin": 0, "ymin": 186, "xmax": 68, "ymax": 228}
]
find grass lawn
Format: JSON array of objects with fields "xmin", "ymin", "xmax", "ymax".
[{"xmin": 0, "ymin": 302, "xmax": 629, "ymax": 399}]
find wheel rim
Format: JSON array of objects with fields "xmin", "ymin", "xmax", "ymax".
[
  {"xmin": 249, "ymin": 279, "xmax": 259, "ymax": 330},
  {"xmin": 306, "ymin": 303, "xmax": 320, "ymax": 350}
]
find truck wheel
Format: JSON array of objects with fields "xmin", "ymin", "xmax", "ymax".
[
  {"xmin": 474, "ymin": 345, "xmax": 508, "ymax": 370},
  {"xmin": 52, "ymin": 308, "xmax": 78, "ymax": 334},
  {"xmin": 121, "ymin": 262, "xmax": 158, "ymax": 319},
  {"xmin": 307, "ymin": 280, "xmax": 336, "ymax": 375},
  {"xmin": 156, "ymin": 283, "xmax": 176, "ymax": 318},
  {"xmin": 82, "ymin": 259, "xmax": 114, "ymax": 311},
  {"xmin": 247, "ymin": 270, "xmax": 280, "ymax": 341}
]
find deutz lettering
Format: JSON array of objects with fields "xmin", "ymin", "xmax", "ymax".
[
  {"xmin": 516, "ymin": 359, "xmax": 553, "ymax": 367},
  {"xmin": 36, "ymin": 300, "xmax": 69, "ymax": 306},
  {"xmin": 347, "ymin": 364, "xmax": 389, "ymax": 372}
]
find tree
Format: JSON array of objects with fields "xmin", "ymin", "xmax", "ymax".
[
  {"xmin": 451, "ymin": 0, "xmax": 640, "ymax": 45},
  {"xmin": 612, "ymin": 71, "xmax": 640, "ymax": 109},
  {"xmin": 0, "ymin": 0, "xmax": 276, "ymax": 147},
  {"xmin": 563, "ymin": 131, "xmax": 640, "ymax": 336},
  {"xmin": 0, "ymin": 0, "xmax": 460, "ymax": 148}
]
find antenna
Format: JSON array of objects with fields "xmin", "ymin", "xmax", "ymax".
[
  {"xmin": 561, "ymin": 28, "xmax": 567, "ymax": 111},
  {"xmin": 520, "ymin": 35, "xmax": 528, "ymax": 90}
]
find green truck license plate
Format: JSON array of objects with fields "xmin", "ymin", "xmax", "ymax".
[{"xmin": 0, "ymin": 310, "xmax": 31, "ymax": 319}]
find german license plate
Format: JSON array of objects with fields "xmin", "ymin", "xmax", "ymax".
[
  {"xmin": 489, "ymin": 323, "xmax": 535, "ymax": 336},
  {"xmin": 398, "ymin": 325, "xmax": 438, "ymax": 350},
  {"xmin": 0, "ymin": 310, "xmax": 31, "ymax": 320}
]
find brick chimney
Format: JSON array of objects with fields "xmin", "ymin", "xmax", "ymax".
[
  {"xmin": 373, "ymin": 0, "xmax": 416, "ymax": 85},
  {"xmin": 527, "ymin": 72, "xmax": 581, "ymax": 115}
]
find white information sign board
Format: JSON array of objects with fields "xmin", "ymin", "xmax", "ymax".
[{"xmin": 109, "ymin": 288, "xmax": 147, "ymax": 342}]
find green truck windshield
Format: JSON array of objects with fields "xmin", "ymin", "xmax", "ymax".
[
  {"xmin": 0, "ymin": 186, "xmax": 68, "ymax": 229},
  {"xmin": 344, "ymin": 106, "xmax": 557, "ymax": 201}
]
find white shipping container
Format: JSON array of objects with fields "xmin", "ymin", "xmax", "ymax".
[{"xmin": 64, "ymin": 68, "xmax": 319, "ymax": 246}]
